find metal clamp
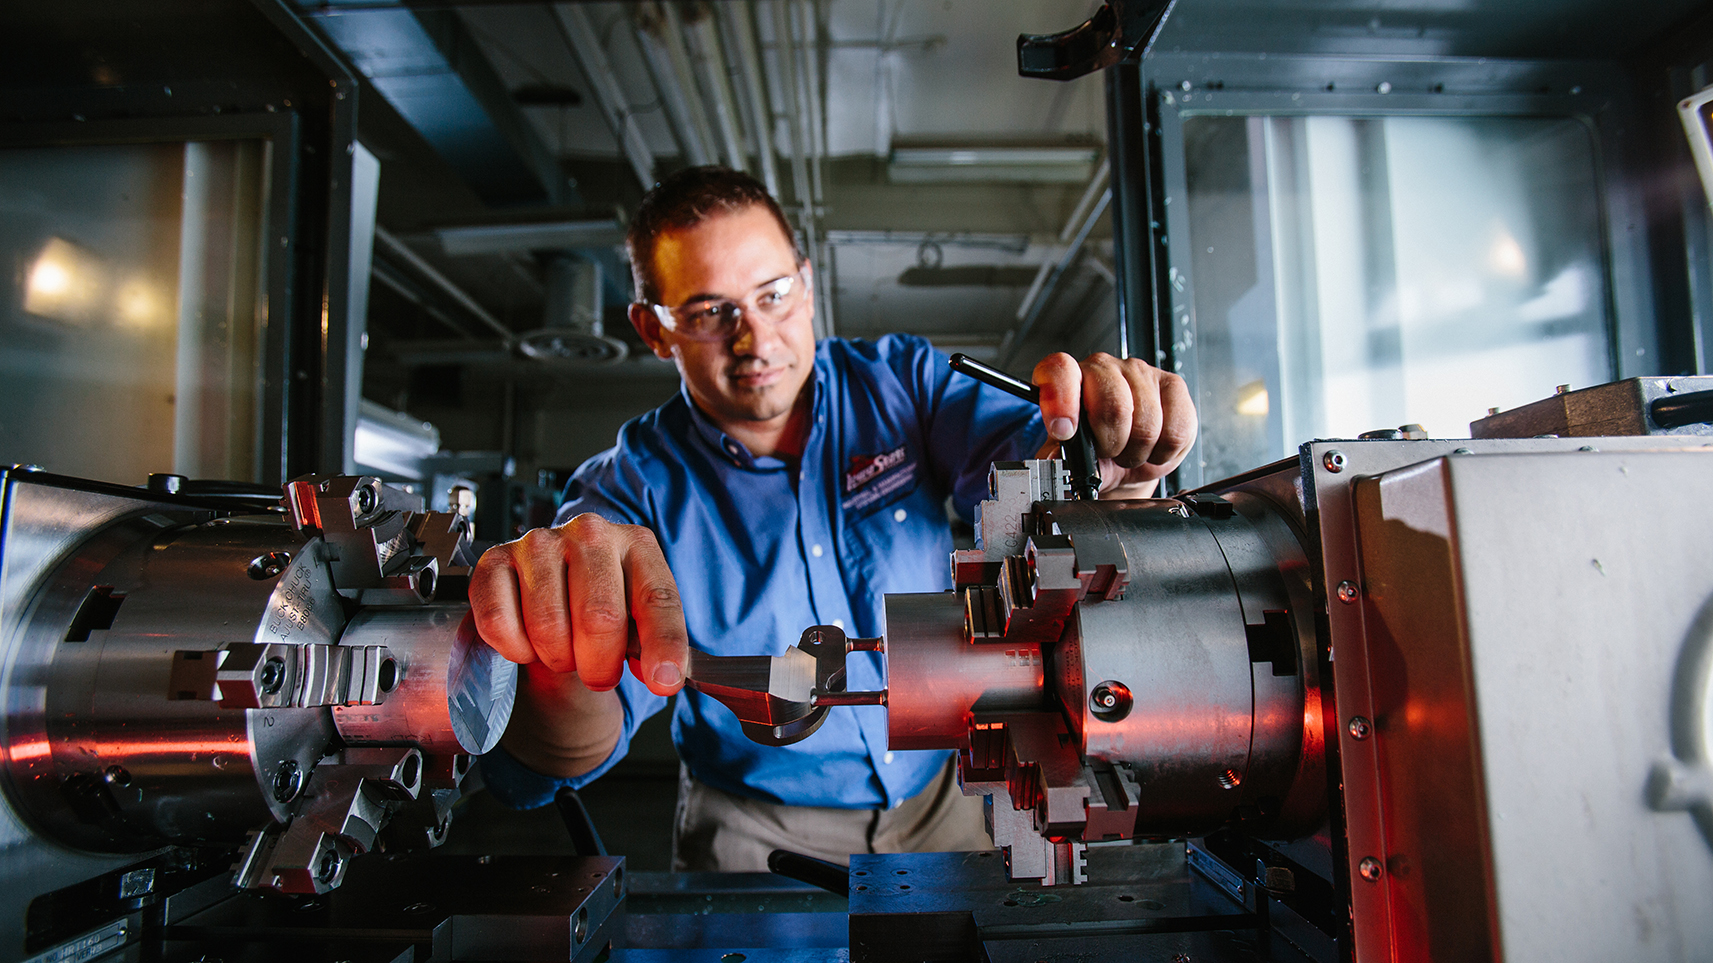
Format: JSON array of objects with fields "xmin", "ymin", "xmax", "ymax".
[{"xmin": 686, "ymin": 625, "xmax": 886, "ymax": 747}]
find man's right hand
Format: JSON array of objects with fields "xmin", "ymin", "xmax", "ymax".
[{"xmin": 469, "ymin": 513, "xmax": 689, "ymax": 778}]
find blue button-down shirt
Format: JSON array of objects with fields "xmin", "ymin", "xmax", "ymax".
[{"xmin": 483, "ymin": 334, "xmax": 1045, "ymax": 810}]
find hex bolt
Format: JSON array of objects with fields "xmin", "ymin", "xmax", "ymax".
[
  {"xmin": 1348, "ymin": 716, "xmax": 1372, "ymax": 740},
  {"xmin": 1091, "ymin": 684, "xmax": 1118, "ymax": 711},
  {"xmin": 1322, "ymin": 450, "xmax": 1346, "ymax": 473},
  {"xmin": 272, "ymin": 760, "xmax": 303, "ymax": 803},
  {"xmin": 1358, "ymin": 856, "xmax": 1384, "ymax": 882},
  {"xmin": 1336, "ymin": 580, "xmax": 1360, "ymax": 604},
  {"xmin": 317, "ymin": 846, "xmax": 342, "ymax": 883},
  {"xmin": 247, "ymin": 551, "xmax": 292, "ymax": 580},
  {"xmin": 259, "ymin": 657, "xmax": 287, "ymax": 695}
]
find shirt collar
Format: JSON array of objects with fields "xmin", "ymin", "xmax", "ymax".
[{"xmin": 680, "ymin": 351, "xmax": 827, "ymax": 471}]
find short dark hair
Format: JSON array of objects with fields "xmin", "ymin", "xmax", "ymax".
[{"xmin": 626, "ymin": 166, "xmax": 801, "ymax": 304}]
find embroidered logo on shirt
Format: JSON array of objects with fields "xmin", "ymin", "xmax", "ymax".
[{"xmin": 842, "ymin": 444, "xmax": 915, "ymax": 512}]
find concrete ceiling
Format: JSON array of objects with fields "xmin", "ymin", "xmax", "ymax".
[
  {"xmin": 305, "ymin": 0, "xmax": 1707, "ymax": 414},
  {"xmin": 304, "ymin": 0, "xmax": 1118, "ymax": 403}
]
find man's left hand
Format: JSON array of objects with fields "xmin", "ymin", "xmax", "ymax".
[{"xmin": 1032, "ymin": 352, "xmax": 1197, "ymax": 498}]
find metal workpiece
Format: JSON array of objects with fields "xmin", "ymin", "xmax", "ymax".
[
  {"xmin": 883, "ymin": 593, "xmax": 1047, "ymax": 752},
  {"xmin": 686, "ymin": 624, "xmax": 887, "ymax": 747},
  {"xmin": 331, "ymin": 606, "xmax": 516, "ymax": 756}
]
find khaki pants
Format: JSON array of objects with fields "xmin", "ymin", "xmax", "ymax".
[{"xmin": 671, "ymin": 757, "xmax": 995, "ymax": 872}]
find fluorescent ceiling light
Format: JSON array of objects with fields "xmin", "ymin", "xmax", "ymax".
[
  {"xmin": 888, "ymin": 145, "xmax": 1100, "ymax": 184},
  {"xmin": 435, "ymin": 219, "xmax": 625, "ymax": 255}
]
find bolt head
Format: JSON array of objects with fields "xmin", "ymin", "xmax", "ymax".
[
  {"xmin": 1358, "ymin": 856, "xmax": 1384, "ymax": 882},
  {"xmin": 260, "ymin": 657, "xmax": 286, "ymax": 695},
  {"xmin": 1348, "ymin": 716, "xmax": 1372, "ymax": 740},
  {"xmin": 1336, "ymin": 580, "xmax": 1360, "ymax": 604},
  {"xmin": 317, "ymin": 847, "xmax": 342, "ymax": 883},
  {"xmin": 272, "ymin": 760, "xmax": 303, "ymax": 803},
  {"xmin": 1323, "ymin": 450, "xmax": 1346, "ymax": 473}
]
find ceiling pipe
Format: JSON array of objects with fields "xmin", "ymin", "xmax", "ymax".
[
  {"xmin": 764, "ymin": 0, "xmax": 811, "ymax": 218},
  {"xmin": 373, "ymin": 226, "xmax": 515, "ymax": 346},
  {"xmin": 551, "ymin": 3, "xmax": 657, "ymax": 189},
  {"xmin": 371, "ymin": 262, "xmax": 486, "ymax": 342},
  {"xmin": 1002, "ymin": 187, "xmax": 1112, "ymax": 369},
  {"xmin": 793, "ymin": 0, "xmax": 827, "ymax": 209},
  {"xmin": 766, "ymin": 0, "xmax": 835, "ymax": 337},
  {"xmin": 654, "ymin": 2, "xmax": 723, "ymax": 171},
  {"xmin": 632, "ymin": 2, "xmax": 715, "ymax": 167},
  {"xmin": 1016, "ymin": 158, "xmax": 1110, "ymax": 322},
  {"xmin": 795, "ymin": 0, "xmax": 835, "ymax": 336},
  {"xmin": 683, "ymin": 5, "xmax": 751, "ymax": 174},
  {"xmin": 718, "ymin": 1, "xmax": 781, "ymax": 198}
]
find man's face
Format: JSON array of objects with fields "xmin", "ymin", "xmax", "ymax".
[{"xmin": 630, "ymin": 204, "xmax": 817, "ymax": 429}]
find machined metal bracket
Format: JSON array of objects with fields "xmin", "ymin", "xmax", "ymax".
[
  {"xmin": 168, "ymin": 641, "xmax": 398, "ymax": 709},
  {"xmin": 283, "ymin": 475, "xmax": 472, "ymax": 604},
  {"xmin": 1016, "ymin": 0, "xmax": 1178, "ymax": 81},
  {"xmin": 235, "ymin": 747, "xmax": 424, "ymax": 894},
  {"xmin": 687, "ymin": 624, "xmax": 887, "ymax": 747}
]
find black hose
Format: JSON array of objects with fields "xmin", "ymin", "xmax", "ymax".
[
  {"xmin": 766, "ymin": 849, "xmax": 849, "ymax": 897},
  {"xmin": 1650, "ymin": 390, "xmax": 1713, "ymax": 431},
  {"xmin": 553, "ymin": 787, "xmax": 607, "ymax": 857}
]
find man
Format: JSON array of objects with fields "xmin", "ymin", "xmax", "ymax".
[{"xmin": 471, "ymin": 167, "xmax": 1196, "ymax": 871}]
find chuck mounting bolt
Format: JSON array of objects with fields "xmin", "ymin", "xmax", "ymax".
[
  {"xmin": 272, "ymin": 760, "xmax": 303, "ymax": 803},
  {"xmin": 1092, "ymin": 684, "xmax": 1119, "ymax": 711},
  {"xmin": 259, "ymin": 657, "xmax": 287, "ymax": 695}
]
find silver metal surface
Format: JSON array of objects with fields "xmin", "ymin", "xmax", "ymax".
[
  {"xmin": 7, "ymin": 515, "xmax": 342, "ymax": 848},
  {"xmin": 1303, "ymin": 433, "xmax": 1713, "ymax": 962},
  {"xmin": 878, "ymin": 459, "xmax": 1326, "ymax": 884},
  {"xmin": 0, "ymin": 474, "xmax": 212, "ymax": 959},
  {"xmin": 0, "ymin": 468, "xmax": 518, "ymax": 944},
  {"xmin": 333, "ymin": 605, "xmax": 516, "ymax": 755},
  {"xmin": 1348, "ymin": 448, "xmax": 1713, "ymax": 961}
]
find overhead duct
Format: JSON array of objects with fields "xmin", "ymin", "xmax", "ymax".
[{"xmin": 517, "ymin": 255, "xmax": 628, "ymax": 365}]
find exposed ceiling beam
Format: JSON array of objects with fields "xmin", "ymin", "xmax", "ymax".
[
  {"xmin": 374, "ymin": 226, "xmax": 517, "ymax": 345},
  {"xmin": 551, "ymin": 3, "xmax": 657, "ymax": 190},
  {"xmin": 719, "ymin": 1, "xmax": 781, "ymax": 197},
  {"xmin": 682, "ymin": 5, "xmax": 750, "ymax": 173},
  {"xmin": 305, "ymin": 1, "xmax": 571, "ymax": 207},
  {"xmin": 630, "ymin": 3, "xmax": 715, "ymax": 167}
]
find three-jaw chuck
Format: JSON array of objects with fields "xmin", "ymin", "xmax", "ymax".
[{"xmin": 882, "ymin": 460, "xmax": 1326, "ymax": 885}]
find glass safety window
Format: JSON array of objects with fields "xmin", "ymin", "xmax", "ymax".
[
  {"xmin": 0, "ymin": 140, "xmax": 270, "ymax": 485},
  {"xmin": 1182, "ymin": 114, "xmax": 1613, "ymax": 480}
]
